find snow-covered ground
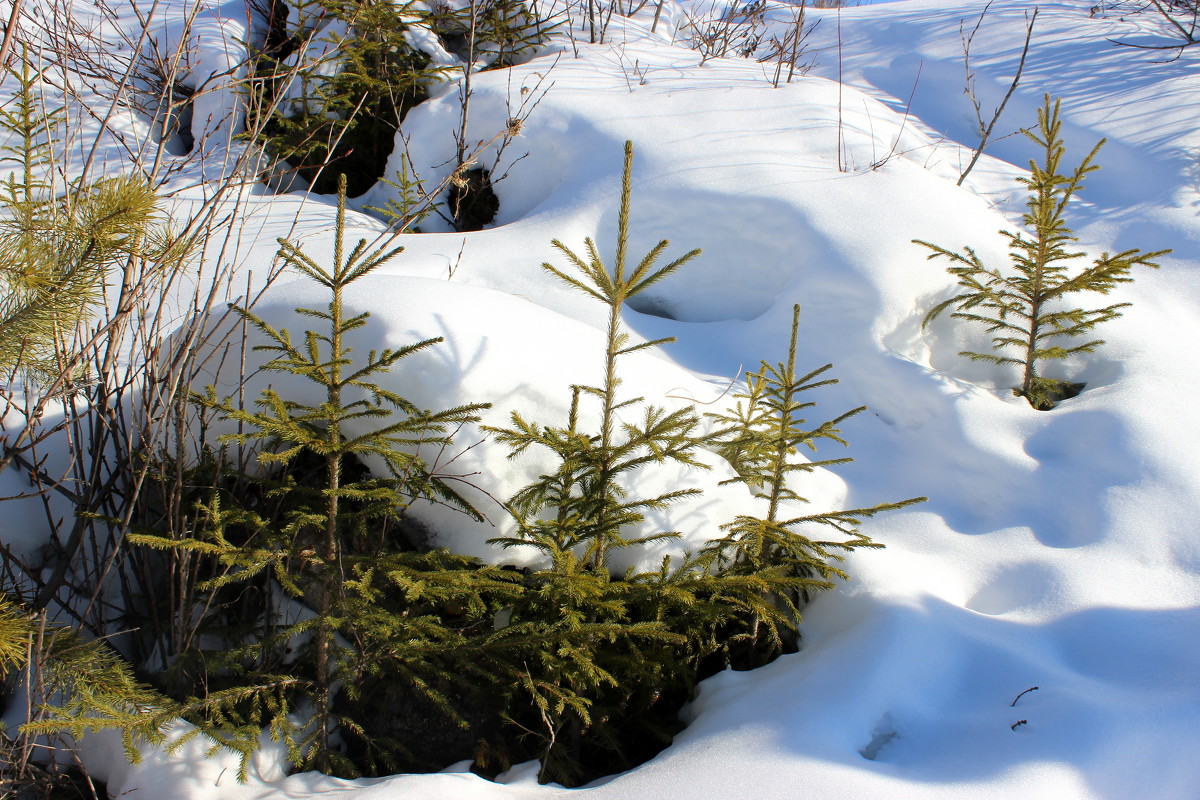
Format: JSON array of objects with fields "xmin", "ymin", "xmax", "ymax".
[{"xmin": 7, "ymin": 0, "xmax": 1200, "ymax": 796}]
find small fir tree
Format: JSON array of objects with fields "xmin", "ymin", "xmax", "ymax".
[
  {"xmin": 915, "ymin": 95, "xmax": 1169, "ymax": 410},
  {"xmin": 705, "ymin": 305, "xmax": 925, "ymax": 665},
  {"xmin": 256, "ymin": 0, "xmax": 448, "ymax": 196},
  {"xmin": 252, "ymin": 0, "xmax": 554, "ymax": 198},
  {"xmin": 426, "ymin": 0, "xmax": 557, "ymax": 70},
  {"xmin": 364, "ymin": 154, "xmax": 438, "ymax": 231},
  {"xmin": 132, "ymin": 176, "xmax": 505, "ymax": 776},
  {"xmin": 482, "ymin": 141, "xmax": 712, "ymax": 784},
  {"xmin": 0, "ymin": 594, "xmax": 267, "ymax": 791},
  {"xmin": 491, "ymin": 140, "xmax": 705, "ymax": 572}
]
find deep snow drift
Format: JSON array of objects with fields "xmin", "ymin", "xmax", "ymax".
[{"xmin": 6, "ymin": 0, "xmax": 1200, "ymax": 797}]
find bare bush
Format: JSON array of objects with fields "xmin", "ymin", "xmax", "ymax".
[
  {"xmin": 684, "ymin": 0, "xmax": 768, "ymax": 65},
  {"xmin": 759, "ymin": 1, "xmax": 819, "ymax": 86}
]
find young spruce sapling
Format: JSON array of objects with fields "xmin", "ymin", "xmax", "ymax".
[{"xmin": 915, "ymin": 95, "xmax": 1168, "ymax": 410}]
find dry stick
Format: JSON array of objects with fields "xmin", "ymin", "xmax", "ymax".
[
  {"xmin": 770, "ymin": 25, "xmax": 788, "ymax": 87},
  {"xmin": 456, "ymin": 0, "xmax": 479, "ymax": 170},
  {"xmin": 449, "ymin": 238, "xmax": 467, "ymax": 280},
  {"xmin": 598, "ymin": 0, "xmax": 617, "ymax": 44},
  {"xmin": 21, "ymin": 613, "xmax": 46, "ymax": 779},
  {"xmin": 1011, "ymin": 685, "xmax": 1039, "ymax": 706},
  {"xmin": 12, "ymin": 0, "xmax": 281, "ymax": 615},
  {"xmin": 688, "ymin": 0, "xmax": 730, "ymax": 63},
  {"xmin": 36, "ymin": 0, "xmax": 231, "ymax": 185},
  {"xmin": 0, "ymin": 292, "xmax": 161, "ymax": 481},
  {"xmin": 836, "ymin": 5, "xmax": 846, "ymax": 172},
  {"xmin": 563, "ymin": 0, "xmax": 580, "ymax": 56},
  {"xmin": 78, "ymin": 258, "xmax": 253, "ymax": 630},
  {"xmin": 0, "ymin": 0, "xmax": 25, "ymax": 67},
  {"xmin": 756, "ymin": 2, "xmax": 808, "ymax": 86},
  {"xmin": 871, "ymin": 60, "xmax": 922, "ymax": 170},
  {"xmin": 1150, "ymin": 0, "xmax": 1198, "ymax": 43},
  {"xmin": 766, "ymin": 7, "xmax": 797, "ymax": 88},
  {"xmin": 107, "ymin": 166, "xmax": 286, "ymax": 598},
  {"xmin": 957, "ymin": 5, "xmax": 1038, "ymax": 187},
  {"xmin": 140, "ymin": 0, "xmax": 209, "ymax": 181},
  {"xmin": 1111, "ymin": 0, "xmax": 1197, "ymax": 55},
  {"xmin": 76, "ymin": 0, "xmax": 177, "ymax": 187},
  {"xmin": 487, "ymin": 58, "xmax": 556, "ymax": 184},
  {"xmin": 451, "ymin": 0, "xmax": 480, "ymax": 229},
  {"xmin": 787, "ymin": 1, "xmax": 808, "ymax": 84},
  {"xmin": 3, "ymin": 0, "xmax": 207, "ymax": 655},
  {"xmin": 71, "ymin": 0, "xmax": 314, "ymax": 186},
  {"xmin": 377, "ymin": 101, "xmax": 548, "ymax": 241}
]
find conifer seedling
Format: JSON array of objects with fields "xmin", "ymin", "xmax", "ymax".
[
  {"xmin": 135, "ymin": 176, "xmax": 501, "ymax": 776},
  {"xmin": 482, "ymin": 141, "xmax": 708, "ymax": 784},
  {"xmin": 706, "ymin": 305, "xmax": 924, "ymax": 663},
  {"xmin": 487, "ymin": 140, "xmax": 704, "ymax": 574},
  {"xmin": 255, "ymin": 0, "xmax": 449, "ymax": 195},
  {"xmin": 915, "ymin": 95, "xmax": 1168, "ymax": 410}
]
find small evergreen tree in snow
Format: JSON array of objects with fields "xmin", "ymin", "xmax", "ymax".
[
  {"xmin": 256, "ymin": 0, "xmax": 447, "ymax": 196},
  {"xmin": 705, "ymin": 305, "xmax": 924, "ymax": 665},
  {"xmin": 133, "ymin": 176, "xmax": 507, "ymax": 776},
  {"xmin": 915, "ymin": 95, "xmax": 1169, "ymax": 410},
  {"xmin": 482, "ymin": 140, "xmax": 709, "ymax": 785},
  {"xmin": 0, "ymin": 594, "xmax": 272, "ymax": 792}
]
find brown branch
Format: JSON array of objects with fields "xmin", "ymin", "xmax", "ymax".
[{"xmin": 958, "ymin": 5, "xmax": 1038, "ymax": 186}]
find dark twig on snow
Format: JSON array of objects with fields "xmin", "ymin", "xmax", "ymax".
[{"xmin": 1011, "ymin": 686, "xmax": 1039, "ymax": 707}]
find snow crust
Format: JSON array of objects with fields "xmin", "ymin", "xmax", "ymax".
[{"xmin": 6, "ymin": 0, "xmax": 1200, "ymax": 797}]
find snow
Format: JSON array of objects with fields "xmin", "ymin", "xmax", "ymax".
[{"xmin": 6, "ymin": 0, "xmax": 1200, "ymax": 796}]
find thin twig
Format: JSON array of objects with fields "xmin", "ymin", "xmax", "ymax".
[{"xmin": 958, "ymin": 5, "xmax": 1038, "ymax": 186}]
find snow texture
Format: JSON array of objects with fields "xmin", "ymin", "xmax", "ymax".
[{"xmin": 4, "ymin": 0, "xmax": 1200, "ymax": 797}]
